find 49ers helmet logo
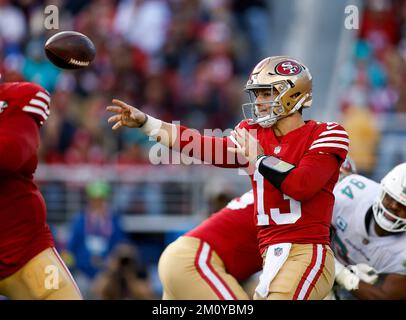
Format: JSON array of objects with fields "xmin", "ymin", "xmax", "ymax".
[{"xmin": 275, "ymin": 60, "xmax": 302, "ymax": 76}]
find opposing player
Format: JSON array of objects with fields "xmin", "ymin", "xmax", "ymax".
[
  {"xmin": 0, "ymin": 81, "xmax": 82, "ymax": 299},
  {"xmin": 158, "ymin": 190, "xmax": 262, "ymax": 299},
  {"xmin": 331, "ymin": 163, "xmax": 406, "ymax": 300},
  {"xmin": 107, "ymin": 56, "xmax": 349, "ymax": 299}
]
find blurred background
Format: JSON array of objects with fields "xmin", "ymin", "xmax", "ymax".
[{"xmin": 1, "ymin": 0, "xmax": 405, "ymax": 299}]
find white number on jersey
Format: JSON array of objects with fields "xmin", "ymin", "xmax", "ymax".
[
  {"xmin": 226, "ymin": 190, "xmax": 254, "ymax": 210},
  {"xmin": 254, "ymin": 169, "xmax": 302, "ymax": 226}
]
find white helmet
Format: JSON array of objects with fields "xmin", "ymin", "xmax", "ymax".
[{"xmin": 372, "ymin": 163, "xmax": 406, "ymax": 233}]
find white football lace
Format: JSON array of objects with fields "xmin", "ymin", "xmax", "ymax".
[{"xmin": 68, "ymin": 58, "xmax": 90, "ymax": 66}]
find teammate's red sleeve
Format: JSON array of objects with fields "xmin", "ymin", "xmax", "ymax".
[
  {"xmin": 280, "ymin": 153, "xmax": 339, "ymax": 201},
  {"xmin": 0, "ymin": 112, "xmax": 39, "ymax": 172},
  {"xmin": 173, "ymin": 125, "xmax": 248, "ymax": 168},
  {"xmin": 18, "ymin": 82, "xmax": 51, "ymax": 125}
]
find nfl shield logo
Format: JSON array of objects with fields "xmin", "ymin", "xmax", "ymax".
[
  {"xmin": 0, "ymin": 101, "xmax": 7, "ymax": 113},
  {"xmin": 274, "ymin": 146, "xmax": 281, "ymax": 154},
  {"xmin": 274, "ymin": 247, "xmax": 283, "ymax": 256}
]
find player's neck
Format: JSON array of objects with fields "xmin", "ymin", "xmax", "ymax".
[
  {"xmin": 272, "ymin": 113, "xmax": 305, "ymax": 137},
  {"xmin": 374, "ymin": 220, "xmax": 393, "ymax": 237}
]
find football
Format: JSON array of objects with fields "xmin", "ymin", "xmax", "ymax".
[{"xmin": 44, "ymin": 31, "xmax": 96, "ymax": 69}]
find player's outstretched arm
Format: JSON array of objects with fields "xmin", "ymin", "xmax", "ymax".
[
  {"xmin": 106, "ymin": 99, "xmax": 176, "ymax": 148},
  {"xmin": 335, "ymin": 259, "xmax": 406, "ymax": 299},
  {"xmin": 352, "ymin": 273, "xmax": 406, "ymax": 300},
  {"xmin": 107, "ymin": 99, "xmax": 246, "ymax": 168}
]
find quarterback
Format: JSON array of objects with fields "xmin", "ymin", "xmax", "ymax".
[
  {"xmin": 107, "ymin": 56, "xmax": 349, "ymax": 299},
  {"xmin": 331, "ymin": 163, "xmax": 406, "ymax": 299},
  {"xmin": 0, "ymin": 81, "xmax": 82, "ymax": 299}
]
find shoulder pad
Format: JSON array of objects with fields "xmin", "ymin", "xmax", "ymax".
[
  {"xmin": 308, "ymin": 122, "xmax": 349, "ymax": 160},
  {"xmin": 1, "ymin": 82, "xmax": 51, "ymax": 125}
]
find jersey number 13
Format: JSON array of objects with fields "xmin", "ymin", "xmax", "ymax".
[{"xmin": 254, "ymin": 170, "xmax": 302, "ymax": 226}]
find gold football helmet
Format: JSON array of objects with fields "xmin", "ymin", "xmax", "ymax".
[{"xmin": 242, "ymin": 56, "xmax": 313, "ymax": 127}]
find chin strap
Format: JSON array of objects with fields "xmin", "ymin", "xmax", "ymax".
[{"xmin": 288, "ymin": 93, "xmax": 310, "ymax": 115}]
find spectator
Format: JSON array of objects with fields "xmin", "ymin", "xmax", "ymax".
[
  {"xmin": 92, "ymin": 243, "xmax": 155, "ymax": 299},
  {"xmin": 67, "ymin": 181, "xmax": 127, "ymax": 297},
  {"xmin": 342, "ymin": 105, "xmax": 380, "ymax": 176}
]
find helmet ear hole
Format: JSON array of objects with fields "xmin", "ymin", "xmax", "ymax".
[{"xmin": 290, "ymin": 92, "xmax": 301, "ymax": 99}]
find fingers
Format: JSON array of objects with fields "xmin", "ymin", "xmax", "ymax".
[
  {"xmin": 106, "ymin": 99, "xmax": 131, "ymax": 114},
  {"xmin": 112, "ymin": 120, "xmax": 122, "ymax": 130},
  {"xmin": 229, "ymin": 133, "xmax": 242, "ymax": 149},
  {"xmin": 107, "ymin": 114, "xmax": 122, "ymax": 124},
  {"xmin": 233, "ymin": 129, "xmax": 246, "ymax": 147},
  {"xmin": 112, "ymin": 99, "xmax": 130, "ymax": 109},
  {"xmin": 227, "ymin": 147, "xmax": 245, "ymax": 155},
  {"xmin": 227, "ymin": 147, "xmax": 238, "ymax": 154},
  {"xmin": 106, "ymin": 106, "xmax": 124, "ymax": 113}
]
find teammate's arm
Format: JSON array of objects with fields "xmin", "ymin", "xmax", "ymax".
[
  {"xmin": 106, "ymin": 99, "xmax": 247, "ymax": 168},
  {"xmin": 0, "ymin": 112, "xmax": 39, "ymax": 172}
]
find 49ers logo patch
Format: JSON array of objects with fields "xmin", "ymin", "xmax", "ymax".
[{"xmin": 275, "ymin": 60, "xmax": 302, "ymax": 76}]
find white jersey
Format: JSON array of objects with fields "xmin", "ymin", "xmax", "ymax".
[{"xmin": 332, "ymin": 174, "xmax": 406, "ymax": 276}]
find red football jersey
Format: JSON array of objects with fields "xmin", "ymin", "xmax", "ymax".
[
  {"xmin": 186, "ymin": 191, "xmax": 262, "ymax": 281},
  {"xmin": 177, "ymin": 120, "xmax": 348, "ymax": 254},
  {"xmin": 238, "ymin": 120, "xmax": 348, "ymax": 253},
  {"xmin": 0, "ymin": 82, "xmax": 54, "ymax": 278}
]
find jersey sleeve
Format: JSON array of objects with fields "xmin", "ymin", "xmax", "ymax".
[
  {"xmin": 18, "ymin": 82, "xmax": 51, "ymax": 125},
  {"xmin": 0, "ymin": 110, "xmax": 39, "ymax": 172},
  {"xmin": 2, "ymin": 82, "xmax": 51, "ymax": 126},
  {"xmin": 280, "ymin": 152, "xmax": 339, "ymax": 201},
  {"xmin": 173, "ymin": 124, "xmax": 248, "ymax": 168},
  {"xmin": 331, "ymin": 175, "xmax": 353, "ymax": 221},
  {"xmin": 307, "ymin": 122, "xmax": 349, "ymax": 161}
]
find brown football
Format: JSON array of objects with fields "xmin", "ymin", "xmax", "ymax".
[{"xmin": 45, "ymin": 31, "xmax": 96, "ymax": 69}]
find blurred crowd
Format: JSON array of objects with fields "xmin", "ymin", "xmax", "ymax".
[
  {"xmin": 0, "ymin": 0, "xmax": 271, "ymax": 166},
  {"xmin": 340, "ymin": 0, "xmax": 406, "ymax": 178},
  {"xmin": 1, "ymin": 0, "xmax": 272, "ymax": 299}
]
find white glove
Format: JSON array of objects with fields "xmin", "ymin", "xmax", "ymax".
[
  {"xmin": 335, "ymin": 259, "xmax": 360, "ymax": 291},
  {"xmin": 348, "ymin": 263, "xmax": 378, "ymax": 285},
  {"xmin": 335, "ymin": 259, "xmax": 378, "ymax": 291}
]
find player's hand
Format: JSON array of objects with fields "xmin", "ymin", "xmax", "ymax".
[
  {"xmin": 348, "ymin": 263, "xmax": 378, "ymax": 285},
  {"xmin": 227, "ymin": 127, "xmax": 264, "ymax": 165},
  {"xmin": 335, "ymin": 259, "xmax": 378, "ymax": 291},
  {"xmin": 106, "ymin": 99, "xmax": 147, "ymax": 130},
  {"xmin": 335, "ymin": 258, "xmax": 360, "ymax": 291}
]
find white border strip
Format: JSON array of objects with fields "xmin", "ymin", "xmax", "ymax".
[
  {"xmin": 297, "ymin": 244, "xmax": 324, "ymax": 300},
  {"xmin": 198, "ymin": 242, "xmax": 235, "ymax": 300}
]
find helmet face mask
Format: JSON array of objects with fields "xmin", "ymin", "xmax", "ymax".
[
  {"xmin": 242, "ymin": 56, "xmax": 313, "ymax": 128},
  {"xmin": 242, "ymin": 82, "xmax": 288, "ymax": 128},
  {"xmin": 372, "ymin": 163, "xmax": 406, "ymax": 233},
  {"xmin": 373, "ymin": 191, "xmax": 406, "ymax": 233}
]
